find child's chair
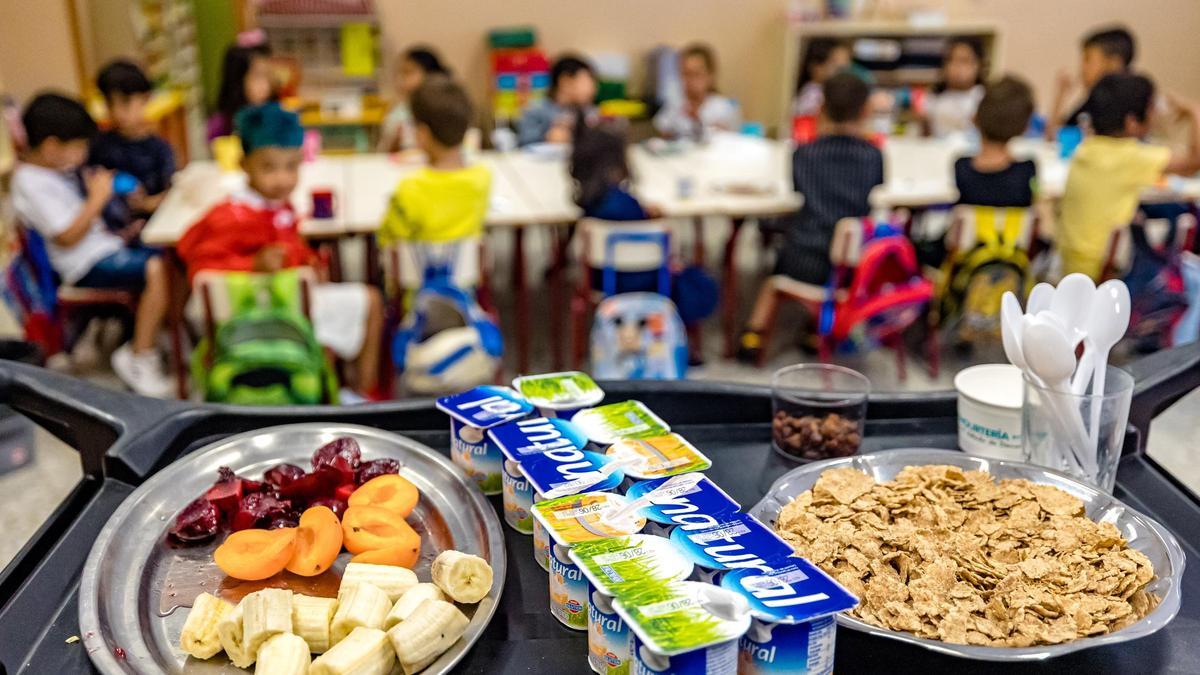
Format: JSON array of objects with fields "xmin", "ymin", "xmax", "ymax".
[
  {"xmin": 570, "ymin": 218, "xmax": 672, "ymax": 367},
  {"xmin": 5, "ymin": 223, "xmax": 139, "ymax": 360}
]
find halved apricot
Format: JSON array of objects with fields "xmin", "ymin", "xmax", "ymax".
[
  {"xmin": 285, "ymin": 505, "xmax": 344, "ymax": 577},
  {"xmin": 341, "ymin": 505, "xmax": 420, "ymax": 555},
  {"xmin": 347, "ymin": 475, "xmax": 419, "ymax": 518},
  {"xmin": 214, "ymin": 527, "xmax": 297, "ymax": 581},
  {"xmin": 350, "ymin": 541, "xmax": 421, "ymax": 568}
]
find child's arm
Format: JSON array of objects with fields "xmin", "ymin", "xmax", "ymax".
[
  {"xmin": 54, "ymin": 168, "xmax": 114, "ymax": 248},
  {"xmin": 1044, "ymin": 68, "xmax": 1075, "ymax": 141},
  {"xmin": 1164, "ymin": 103, "xmax": 1200, "ymax": 175}
]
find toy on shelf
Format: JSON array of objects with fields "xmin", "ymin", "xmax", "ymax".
[{"xmin": 487, "ymin": 27, "xmax": 550, "ymax": 126}]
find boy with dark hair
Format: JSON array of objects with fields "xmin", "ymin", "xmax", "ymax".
[
  {"xmin": 1048, "ymin": 25, "xmax": 1136, "ymax": 135},
  {"xmin": 1058, "ymin": 73, "xmax": 1200, "ymax": 278},
  {"xmin": 12, "ymin": 92, "xmax": 171, "ymax": 396},
  {"xmin": 954, "ymin": 75, "xmax": 1037, "ymax": 208},
  {"xmin": 516, "ymin": 53, "xmax": 597, "ymax": 146},
  {"xmin": 737, "ymin": 73, "xmax": 883, "ymax": 361},
  {"xmin": 178, "ymin": 102, "xmax": 383, "ymax": 398},
  {"xmin": 379, "ymin": 76, "xmax": 491, "ymax": 246},
  {"xmin": 89, "ymin": 59, "xmax": 175, "ymax": 227}
]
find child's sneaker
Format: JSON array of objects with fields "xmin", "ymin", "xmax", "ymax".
[
  {"xmin": 735, "ymin": 330, "xmax": 763, "ymax": 364},
  {"xmin": 112, "ymin": 344, "xmax": 172, "ymax": 398}
]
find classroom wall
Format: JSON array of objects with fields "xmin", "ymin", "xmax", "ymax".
[
  {"xmin": 0, "ymin": 0, "xmax": 81, "ymax": 103},
  {"xmin": 374, "ymin": 0, "xmax": 1200, "ymax": 126}
]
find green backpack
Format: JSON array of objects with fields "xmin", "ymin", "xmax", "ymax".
[{"xmin": 191, "ymin": 270, "xmax": 338, "ymax": 405}]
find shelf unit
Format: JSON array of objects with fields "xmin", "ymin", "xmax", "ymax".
[
  {"xmin": 772, "ymin": 19, "xmax": 1003, "ymax": 137},
  {"xmin": 129, "ymin": 0, "xmax": 205, "ymax": 163}
]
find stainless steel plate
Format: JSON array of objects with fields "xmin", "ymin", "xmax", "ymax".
[
  {"xmin": 750, "ymin": 448, "xmax": 1185, "ymax": 661},
  {"xmin": 79, "ymin": 423, "xmax": 506, "ymax": 674}
]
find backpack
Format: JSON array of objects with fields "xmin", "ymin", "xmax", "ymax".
[
  {"xmin": 2, "ymin": 227, "xmax": 60, "ymax": 357},
  {"xmin": 393, "ymin": 281, "xmax": 502, "ymax": 394},
  {"xmin": 590, "ymin": 292, "xmax": 688, "ymax": 380},
  {"xmin": 933, "ymin": 207, "xmax": 1031, "ymax": 345},
  {"xmin": 191, "ymin": 270, "xmax": 336, "ymax": 405},
  {"xmin": 1124, "ymin": 221, "xmax": 1188, "ymax": 353},
  {"xmin": 821, "ymin": 222, "xmax": 933, "ymax": 348}
]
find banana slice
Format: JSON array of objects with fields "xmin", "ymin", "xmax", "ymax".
[
  {"xmin": 254, "ymin": 632, "xmax": 311, "ymax": 675},
  {"xmin": 385, "ymin": 583, "xmax": 445, "ymax": 629},
  {"xmin": 242, "ymin": 588, "xmax": 294, "ymax": 660},
  {"xmin": 218, "ymin": 600, "xmax": 253, "ymax": 668},
  {"xmin": 331, "ymin": 582, "xmax": 391, "ymax": 646},
  {"xmin": 340, "ymin": 562, "xmax": 419, "ymax": 603},
  {"xmin": 310, "ymin": 626, "xmax": 396, "ymax": 675},
  {"xmin": 431, "ymin": 551, "xmax": 493, "ymax": 604},
  {"xmin": 387, "ymin": 599, "xmax": 469, "ymax": 675},
  {"xmin": 179, "ymin": 592, "xmax": 233, "ymax": 659},
  {"xmin": 293, "ymin": 594, "xmax": 339, "ymax": 654}
]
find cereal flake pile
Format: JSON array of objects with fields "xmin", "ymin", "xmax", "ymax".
[{"xmin": 775, "ymin": 465, "xmax": 1159, "ymax": 647}]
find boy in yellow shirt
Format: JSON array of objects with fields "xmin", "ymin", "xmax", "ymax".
[
  {"xmin": 1058, "ymin": 73, "xmax": 1200, "ymax": 279},
  {"xmin": 379, "ymin": 75, "xmax": 490, "ymax": 247}
]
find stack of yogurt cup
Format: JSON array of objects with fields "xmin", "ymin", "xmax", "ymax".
[{"xmin": 437, "ymin": 372, "xmax": 860, "ymax": 675}]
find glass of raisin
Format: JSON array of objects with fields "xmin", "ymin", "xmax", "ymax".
[{"xmin": 771, "ymin": 364, "xmax": 870, "ymax": 462}]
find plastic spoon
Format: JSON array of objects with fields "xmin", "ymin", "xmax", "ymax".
[
  {"xmin": 1000, "ymin": 292, "xmax": 1028, "ymax": 371},
  {"xmin": 1022, "ymin": 316, "xmax": 1095, "ymax": 476},
  {"xmin": 1078, "ymin": 280, "xmax": 1132, "ymax": 446},
  {"xmin": 1027, "ymin": 283, "xmax": 1055, "ymax": 315},
  {"xmin": 1049, "ymin": 273, "xmax": 1095, "ymax": 348}
]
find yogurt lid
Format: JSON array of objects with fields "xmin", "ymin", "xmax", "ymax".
[
  {"xmin": 613, "ymin": 580, "xmax": 751, "ymax": 657},
  {"xmin": 668, "ymin": 512, "xmax": 794, "ymax": 571},
  {"xmin": 606, "ymin": 434, "xmax": 712, "ymax": 479},
  {"xmin": 569, "ymin": 534, "xmax": 694, "ymax": 596},
  {"xmin": 518, "ymin": 448, "xmax": 626, "ymax": 496},
  {"xmin": 488, "ymin": 416, "xmax": 589, "ymax": 461},
  {"xmin": 512, "ymin": 371, "xmax": 605, "ymax": 409},
  {"xmin": 436, "ymin": 386, "xmax": 534, "ymax": 429},
  {"xmin": 572, "ymin": 400, "xmax": 670, "ymax": 445},
  {"xmin": 532, "ymin": 491, "xmax": 647, "ymax": 546},
  {"xmin": 720, "ymin": 556, "xmax": 858, "ymax": 624},
  {"xmin": 625, "ymin": 474, "xmax": 740, "ymax": 526}
]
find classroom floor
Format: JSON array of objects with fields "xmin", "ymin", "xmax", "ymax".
[{"xmin": 1, "ymin": 215, "xmax": 1197, "ymax": 570}]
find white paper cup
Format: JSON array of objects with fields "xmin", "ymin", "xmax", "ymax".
[{"xmin": 954, "ymin": 364, "xmax": 1024, "ymax": 460}]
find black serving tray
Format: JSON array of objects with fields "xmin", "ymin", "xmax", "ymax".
[{"xmin": 1, "ymin": 342, "xmax": 1198, "ymax": 674}]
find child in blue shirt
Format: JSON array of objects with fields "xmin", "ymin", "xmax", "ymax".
[{"xmin": 517, "ymin": 55, "xmax": 596, "ymax": 146}]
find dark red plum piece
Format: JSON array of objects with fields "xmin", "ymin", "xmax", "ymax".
[
  {"xmin": 355, "ymin": 458, "xmax": 401, "ymax": 485},
  {"xmin": 264, "ymin": 463, "xmax": 307, "ymax": 489},
  {"xmin": 308, "ymin": 496, "xmax": 348, "ymax": 518},
  {"xmin": 169, "ymin": 498, "xmax": 220, "ymax": 543},
  {"xmin": 312, "ymin": 437, "xmax": 361, "ymax": 483},
  {"xmin": 230, "ymin": 492, "xmax": 293, "ymax": 531}
]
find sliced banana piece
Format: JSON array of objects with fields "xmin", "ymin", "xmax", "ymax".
[
  {"xmin": 340, "ymin": 562, "xmax": 419, "ymax": 603},
  {"xmin": 310, "ymin": 626, "xmax": 396, "ymax": 675},
  {"xmin": 218, "ymin": 600, "xmax": 253, "ymax": 668},
  {"xmin": 179, "ymin": 592, "xmax": 233, "ymax": 659},
  {"xmin": 331, "ymin": 582, "xmax": 391, "ymax": 646},
  {"xmin": 431, "ymin": 550, "xmax": 493, "ymax": 604},
  {"xmin": 387, "ymin": 599, "xmax": 470, "ymax": 675},
  {"xmin": 385, "ymin": 583, "xmax": 445, "ymax": 629},
  {"xmin": 242, "ymin": 588, "xmax": 294, "ymax": 660},
  {"xmin": 293, "ymin": 594, "xmax": 339, "ymax": 654},
  {"xmin": 254, "ymin": 632, "xmax": 312, "ymax": 675}
]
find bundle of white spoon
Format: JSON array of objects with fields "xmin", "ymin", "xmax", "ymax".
[{"xmin": 1000, "ymin": 274, "xmax": 1132, "ymax": 476}]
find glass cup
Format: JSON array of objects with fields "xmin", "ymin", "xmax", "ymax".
[
  {"xmin": 771, "ymin": 364, "xmax": 870, "ymax": 462},
  {"xmin": 1021, "ymin": 366, "xmax": 1134, "ymax": 493}
]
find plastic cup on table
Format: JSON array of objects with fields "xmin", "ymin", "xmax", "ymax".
[
  {"xmin": 1058, "ymin": 125, "xmax": 1083, "ymax": 159},
  {"xmin": 211, "ymin": 135, "xmax": 243, "ymax": 172},
  {"xmin": 770, "ymin": 363, "xmax": 870, "ymax": 462}
]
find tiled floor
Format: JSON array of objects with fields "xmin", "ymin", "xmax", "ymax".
[{"xmin": 1, "ymin": 216, "xmax": 1197, "ymax": 569}]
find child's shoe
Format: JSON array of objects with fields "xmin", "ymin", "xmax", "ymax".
[
  {"xmin": 735, "ymin": 330, "xmax": 763, "ymax": 364},
  {"xmin": 112, "ymin": 344, "xmax": 172, "ymax": 398}
]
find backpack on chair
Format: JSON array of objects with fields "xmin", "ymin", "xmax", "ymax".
[
  {"xmin": 393, "ymin": 281, "xmax": 502, "ymax": 394},
  {"xmin": 590, "ymin": 292, "xmax": 688, "ymax": 380},
  {"xmin": 191, "ymin": 270, "xmax": 337, "ymax": 405}
]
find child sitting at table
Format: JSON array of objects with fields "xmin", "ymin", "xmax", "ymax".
[
  {"xmin": 737, "ymin": 73, "xmax": 883, "ymax": 362},
  {"xmin": 207, "ymin": 36, "xmax": 274, "ymax": 142},
  {"xmin": 1048, "ymin": 26, "xmax": 1135, "ymax": 139},
  {"xmin": 89, "ymin": 60, "xmax": 175, "ymax": 233},
  {"xmin": 178, "ymin": 102, "xmax": 384, "ymax": 398},
  {"xmin": 924, "ymin": 37, "xmax": 985, "ymax": 138},
  {"xmin": 378, "ymin": 75, "xmax": 491, "ymax": 262},
  {"xmin": 1058, "ymin": 73, "xmax": 1200, "ymax": 280},
  {"xmin": 791, "ymin": 38, "xmax": 852, "ymax": 118},
  {"xmin": 11, "ymin": 93, "xmax": 171, "ymax": 396},
  {"xmin": 954, "ymin": 76, "xmax": 1037, "ymax": 208},
  {"xmin": 378, "ymin": 45, "xmax": 449, "ymax": 153},
  {"xmin": 516, "ymin": 54, "xmax": 596, "ymax": 146},
  {"xmin": 653, "ymin": 43, "xmax": 741, "ymax": 141}
]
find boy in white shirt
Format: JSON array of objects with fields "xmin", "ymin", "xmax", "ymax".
[
  {"xmin": 653, "ymin": 43, "xmax": 741, "ymax": 141},
  {"xmin": 11, "ymin": 93, "xmax": 171, "ymax": 397}
]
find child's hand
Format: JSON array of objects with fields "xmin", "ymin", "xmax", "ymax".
[
  {"xmin": 84, "ymin": 167, "xmax": 115, "ymax": 205},
  {"xmin": 546, "ymin": 123, "xmax": 572, "ymax": 144},
  {"xmin": 643, "ymin": 204, "xmax": 665, "ymax": 219},
  {"xmin": 252, "ymin": 244, "xmax": 287, "ymax": 273},
  {"xmin": 1054, "ymin": 68, "xmax": 1074, "ymax": 94},
  {"xmin": 117, "ymin": 219, "xmax": 146, "ymax": 243}
]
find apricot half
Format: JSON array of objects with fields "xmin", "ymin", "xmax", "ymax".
[
  {"xmin": 341, "ymin": 505, "xmax": 420, "ymax": 555},
  {"xmin": 347, "ymin": 475, "xmax": 419, "ymax": 518},
  {"xmin": 351, "ymin": 541, "xmax": 421, "ymax": 568},
  {"xmin": 285, "ymin": 505, "xmax": 343, "ymax": 576},
  {"xmin": 214, "ymin": 527, "xmax": 297, "ymax": 581}
]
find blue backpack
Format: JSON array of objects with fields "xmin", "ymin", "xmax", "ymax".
[
  {"xmin": 393, "ymin": 282, "xmax": 503, "ymax": 393},
  {"xmin": 590, "ymin": 292, "xmax": 688, "ymax": 380}
]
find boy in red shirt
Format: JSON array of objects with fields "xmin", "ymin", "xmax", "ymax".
[{"xmin": 179, "ymin": 103, "xmax": 383, "ymax": 398}]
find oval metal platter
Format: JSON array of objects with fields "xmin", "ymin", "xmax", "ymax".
[{"xmin": 79, "ymin": 423, "xmax": 506, "ymax": 674}]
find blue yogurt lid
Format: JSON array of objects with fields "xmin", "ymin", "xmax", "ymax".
[
  {"xmin": 488, "ymin": 416, "xmax": 589, "ymax": 461},
  {"xmin": 625, "ymin": 474, "xmax": 740, "ymax": 526},
  {"xmin": 519, "ymin": 448, "xmax": 626, "ymax": 496},
  {"xmin": 668, "ymin": 512, "xmax": 794, "ymax": 571},
  {"xmin": 436, "ymin": 386, "xmax": 534, "ymax": 429},
  {"xmin": 720, "ymin": 556, "xmax": 858, "ymax": 624}
]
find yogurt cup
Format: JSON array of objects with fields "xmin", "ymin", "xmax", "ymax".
[
  {"xmin": 513, "ymin": 371, "xmax": 605, "ymax": 419},
  {"xmin": 489, "ymin": 415, "xmax": 590, "ymax": 460},
  {"xmin": 608, "ymin": 434, "xmax": 712, "ymax": 481},
  {"xmin": 551, "ymin": 543, "xmax": 590, "ymax": 630},
  {"xmin": 668, "ymin": 513, "xmax": 795, "ymax": 584},
  {"xmin": 532, "ymin": 489, "xmax": 551, "ymax": 571},
  {"xmin": 589, "ymin": 586, "xmax": 629, "ymax": 674},
  {"xmin": 615, "ymin": 581, "xmax": 751, "ymax": 675},
  {"xmin": 954, "ymin": 363, "xmax": 1024, "ymax": 460},
  {"xmin": 573, "ymin": 401, "xmax": 671, "ymax": 445},
  {"xmin": 437, "ymin": 386, "xmax": 534, "ymax": 495},
  {"xmin": 720, "ymin": 556, "xmax": 858, "ymax": 675},
  {"xmin": 502, "ymin": 459, "xmax": 534, "ymax": 534},
  {"xmin": 532, "ymin": 492, "xmax": 647, "ymax": 547},
  {"xmin": 625, "ymin": 474, "xmax": 740, "ymax": 538},
  {"xmin": 519, "ymin": 448, "xmax": 627, "ymax": 498}
]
